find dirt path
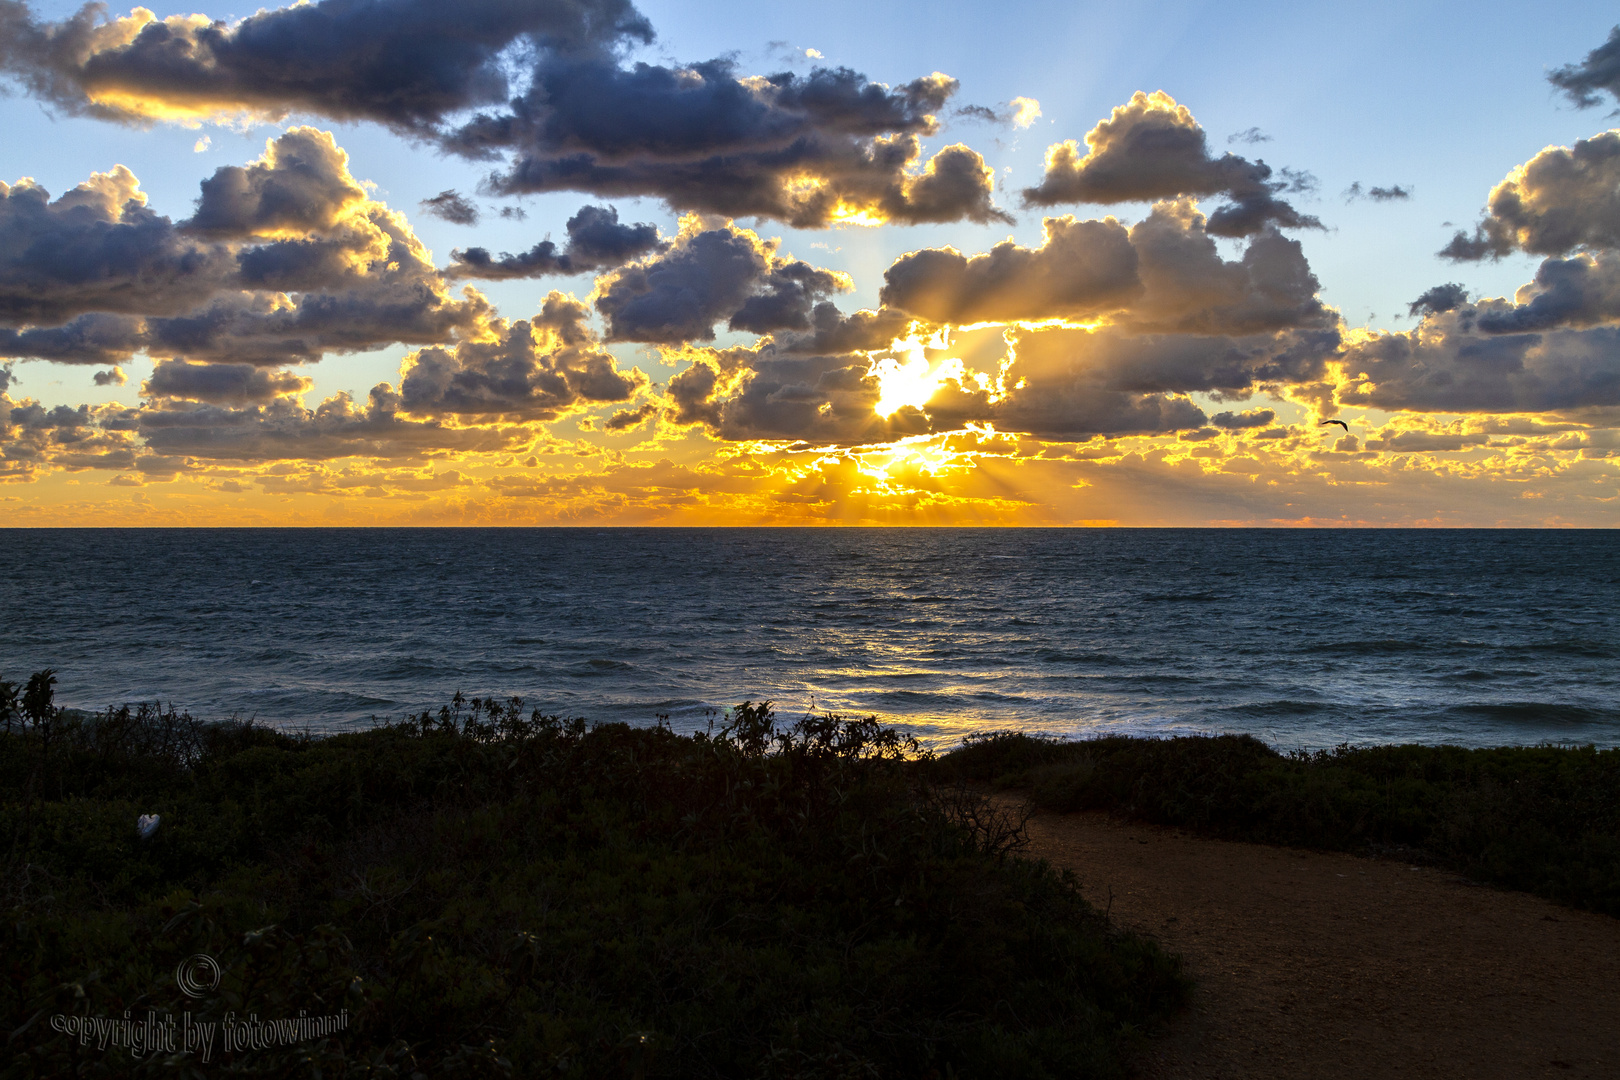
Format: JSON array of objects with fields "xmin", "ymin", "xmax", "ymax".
[{"xmin": 1017, "ymin": 806, "xmax": 1620, "ymax": 1079}]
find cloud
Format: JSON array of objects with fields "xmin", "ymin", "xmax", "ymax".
[
  {"xmin": 594, "ymin": 218, "xmax": 850, "ymax": 343},
  {"xmin": 0, "ymin": 3, "xmax": 1007, "ymax": 228},
  {"xmin": 186, "ymin": 127, "xmax": 368, "ymax": 238},
  {"xmin": 93, "ymin": 365, "xmax": 126, "ymax": 386},
  {"xmin": 603, "ymin": 402, "xmax": 658, "ymax": 430},
  {"xmin": 1338, "ymin": 313, "xmax": 1620, "ymax": 413},
  {"xmin": 134, "ymin": 384, "xmax": 526, "ymax": 461},
  {"xmin": 0, "ymin": 167, "xmax": 229, "ymax": 325},
  {"xmin": 768, "ymin": 303, "xmax": 913, "ymax": 355},
  {"xmin": 1010, "ymin": 97, "xmax": 1041, "ymax": 129},
  {"xmin": 879, "ymin": 215, "xmax": 1142, "ymax": 324},
  {"xmin": 398, "ymin": 292, "xmax": 645, "ymax": 420},
  {"xmin": 1441, "ymin": 131, "xmax": 1620, "ymax": 260},
  {"xmin": 1470, "ymin": 252, "xmax": 1620, "ymax": 334},
  {"xmin": 1409, "ymin": 283, "xmax": 1468, "ymax": 317},
  {"xmin": 878, "ymin": 199, "xmax": 1335, "ymax": 335},
  {"xmin": 143, "ymin": 359, "xmax": 312, "ymax": 404},
  {"xmin": 1343, "ymin": 181, "xmax": 1410, "ymax": 203},
  {"xmin": 448, "ymin": 204, "xmax": 661, "ymax": 279},
  {"xmin": 458, "ymin": 58, "xmax": 1009, "ymax": 227},
  {"xmin": 1021, "ymin": 91, "xmax": 1322, "ymax": 237},
  {"xmin": 1549, "ymin": 25, "xmax": 1620, "ymax": 109},
  {"xmin": 1210, "ymin": 407, "xmax": 1275, "ymax": 429},
  {"xmin": 419, "ymin": 190, "xmax": 480, "ymax": 226},
  {"xmin": 0, "ymin": 0, "xmax": 653, "ymax": 130},
  {"xmin": 1, "ymin": 128, "xmax": 493, "ymax": 366},
  {"xmin": 1228, "ymin": 127, "xmax": 1270, "ymax": 145}
]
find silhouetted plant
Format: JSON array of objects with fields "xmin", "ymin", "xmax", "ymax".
[{"xmin": 3, "ymin": 675, "xmax": 1187, "ymax": 1078}]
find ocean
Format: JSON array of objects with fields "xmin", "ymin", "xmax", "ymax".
[{"xmin": 3, "ymin": 528, "xmax": 1617, "ymax": 749}]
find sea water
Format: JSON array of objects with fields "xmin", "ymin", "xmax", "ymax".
[{"xmin": 2, "ymin": 528, "xmax": 1617, "ymax": 749}]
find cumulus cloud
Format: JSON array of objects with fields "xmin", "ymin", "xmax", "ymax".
[
  {"xmin": 399, "ymin": 292, "xmax": 645, "ymax": 420},
  {"xmin": 0, "ymin": 0, "xmax": 653, "ymax": 130},
  {"xmin": 595, "ymin": 218, "xmax": 850, "ymax": 343},
  {"xmin": 1211, "ymin": 407, "xmax": 1275, "ymax": 429},
  {"xmin": 458, "ymin": 59, "xmax": 1008, "ymax": 227},
  {"xmin": 879, "ymin": 199, "xmax": 1335, "ymax": 335},
  {"xmin": 135, "ymin": 384, "xmax": 527, "ymax": 461},
  {"xmin": 1441, "ymin": 131, "xmax": 1620, "ymax": 260},
  {"xmin": 1409, "ymin": 283, "xmax": 1468, "ymax": 318},
  {"xmin": 419, "ymin": 190, "xmax": 480, "ymax": 226},
  {"xmin": 1, "ymin": 128, "xmax": 493, "ymax": 367},
  {"xmin": 143, "ymin": 359, "xmax": 312, "ymax": 404},
  {"xmin": 93, "ymin": 365, "xmax": 126, "ymax": 385},
  {"xmin": 1022, "ymin": 91, "xmax": 1322, "ymax": 237},
  {"xmin": 1549, "ymin": 25, "xmax": 1620, "ymax": 109},
  {"xmin": 0, "ymin": 167, "xmax": 229, "ymax": 325},
  {"xmin": 0, "ymin": 2, "xmax": 1009, "ymax": 228},
  {"xmin": 448, "ymin": 204, "xmax": 661, "ymax": 279},
  {"xmin": 186, "ymin": 128, "xmax": 367, "ymax": 238},
  {"xmin": 880, "ymin": 216, "xmax": 1141, "ymax": 324}
]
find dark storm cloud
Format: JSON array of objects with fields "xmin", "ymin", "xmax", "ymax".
[
  {"xmin": 1409, "ymin": 283, "xmax": 1468, "ymax": 318},
  {"xmin": 1441, "ymin": 132, "xmax": 1620, "ymax": 260},
  {"xmin": 1549, "ymin": 25, "xmax": 1620, "ymax": 109},
  {"xmin": 461, "ymin": 58, "xmax": 1007, "ymax": 227},
  {"xmin": 143, "ymin": 359, "xmax": 312, "ymax": 404},
  {"xmin": 447, "ymin": 204, "xmax": 661, "ymax": 279},
  {"xmin": 399, "ymin": 292, "xmax": 644, "ymax": 419},
  {"xmin": 419, "ymin": 190, "xmax": 480, "ymax": 226},
  {"xmin": 594, "ymin": 222, "xmax": 848, "ymax": 343},
  {"xmin": 1021, "ymin": 92, "xmax": 1322, "ymax": 237},
  {"xmin": 0, "ymin": 0, "xmax": 653, "ymax": 130},
  {"xmin": 1343, "ymin": 181, "xmax": 1410, "ymax": 203}
]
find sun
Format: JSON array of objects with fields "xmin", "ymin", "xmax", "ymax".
[{"xmin": 872, "ymin": 341, "xmax": 944, "ymax": 416}]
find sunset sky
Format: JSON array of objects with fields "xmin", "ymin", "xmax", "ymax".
[{"xmin": 2, "ymin": 0, "xmax": 1618, "ymax": 525}]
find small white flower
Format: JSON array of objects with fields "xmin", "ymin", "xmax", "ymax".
[{"xmin": 137, "ymin": 814, "xmax": 160, "ymax": 840}]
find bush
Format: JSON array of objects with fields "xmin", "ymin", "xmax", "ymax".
[
  {"xmin": 3, "ymin": 678, "xmax": 1186, "ymax": 1078},
  {"xmin": 937, "ymin": 731, "xmax": 1620, "ymax": 916}
]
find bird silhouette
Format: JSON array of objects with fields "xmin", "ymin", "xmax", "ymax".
[{"xmin": 1318, "ymin": 419, "xmax": 1350, "ymax": 431}]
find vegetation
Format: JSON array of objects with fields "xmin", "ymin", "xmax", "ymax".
[
  {"xmin": 936, "ymin": 731, "xmax": 1620, "ymax": 916},
  {"xmin": 2, "ymin": 673, "xmax": 1185, "ymax": 1078}
]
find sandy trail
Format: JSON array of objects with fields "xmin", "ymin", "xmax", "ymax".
[{"xmin": 1015, "ymin": 805, "xmax": 1620, "ymax": 1079}]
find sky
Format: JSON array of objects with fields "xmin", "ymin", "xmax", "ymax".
[{"xmin": 1, "ymin": 0, "xmax": 1618, "ymax": 526}]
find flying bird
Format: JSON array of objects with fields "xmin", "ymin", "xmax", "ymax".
[{"xmin": 1318, "ymin": 419, "xmax": 1350, "ymax": 431}]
